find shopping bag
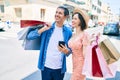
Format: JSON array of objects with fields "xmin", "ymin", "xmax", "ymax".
[
  {"xmin": 20, "ymin": 20, "xmax": 46, "ymax": 28},
  {"xmin": 17, "ymin": 25, "xmax": 42, "ymax": 40},
  {"xmin": 92, "ymin": 44, "xmax": 103, "ymax": 77},
  {"xmin": 17, "ymin": 27, "xmax": 41, "ymax": 50},
  {"xmin": 17, "ymin": 27, "xmax": 29, "ymax": 40},
  {"xmin": 93, "ymin": 37, "xmax": 114, "ymax": 78},
  {"xmin": 82, "ymin": 36, "xmax": 114, "ymax": 78},
  {"xmin": 22, "ymin": 38, "xmax": 40, "ymax": 50},
  {"xmin": 82, "ymin": 45, "xmax": 92, "ymax": 77},
  {"xmin": 99, "ymin": 39, "xmax": 120, "ymax": 64}
]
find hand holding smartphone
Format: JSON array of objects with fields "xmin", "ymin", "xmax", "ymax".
[
  {"xmin": 58, "ymin": 41, "xmax": 69, "ymax": 54},
  {"xmin": 58, "ymin": 41, "xmax": 65, "ymax": 48}
]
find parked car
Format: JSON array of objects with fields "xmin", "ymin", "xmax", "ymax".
[
  {"xmin": 0, "ymin": 21, "xmax": 5, "ymax": 30},
  {"xmin": 103, "ymin": 22, "xmax": 119, "ymax": 36}
]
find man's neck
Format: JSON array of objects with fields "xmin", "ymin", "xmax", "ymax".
[{"xmin": 56, "ymin": 22, "xmax": 63, "ymax": 27}]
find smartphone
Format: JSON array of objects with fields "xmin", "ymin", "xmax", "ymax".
[{"xmin": 58, "ymin": 41, "xmax": 65, "ymax": 48}]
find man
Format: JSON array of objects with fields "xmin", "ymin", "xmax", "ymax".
[{"xmin": 27, "ymin": 6, "xmax": 72, "ymax": 80}]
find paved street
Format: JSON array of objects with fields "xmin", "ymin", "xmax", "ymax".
[
  {"xmin": 0, "ymin": 25, "xmax": 120, "ymax": 80},
  {"xmin": 0, "ymin": 25, "xmax": 39, "ymax": 80}
]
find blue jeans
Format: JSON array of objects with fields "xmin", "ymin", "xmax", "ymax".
[{"xmin": 41, "ymin": 67, "xmax": 64, "ymax": 80}]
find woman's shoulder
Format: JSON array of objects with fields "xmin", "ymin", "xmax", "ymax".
[{"xmin": 82, "ymin": 31, "xmax": 89, "ymax": 36}]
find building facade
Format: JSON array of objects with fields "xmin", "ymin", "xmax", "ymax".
[
  {"xmin": 0, "ymin": 0, "xmax": 119, "ymax": 24},
  {"xmin": 0, "ymin": 0, "xmax": 64, "ymax": 22}
]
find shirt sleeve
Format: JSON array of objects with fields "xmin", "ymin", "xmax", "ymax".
[{"xmin": 27, "ymin": 29, "xmax": 41, "ymax": 40}]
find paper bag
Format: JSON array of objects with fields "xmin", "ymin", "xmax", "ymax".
[
  {"xmin": 99, "ymin": 39, "xmax": 120, "ymax": 64},
  {"xmin": 17, "ymin": 27, "xmax": 29, "ymax": 40},
  {"xmin": 20, "ymin": 20, "xmax": 46, "ymax": 28},
  {"xmin": 17, "ymin": 27, "xmax": 41, "ymax": 50},
  {"xmin": 82, "ymin": 39, "xmax": 114, "ymax": 78},
  {"xmin": 92, "ymin": 45, "xmax": 103, "ymax": 77},
  {"xmin": 22, "ymin": 38, "xmax": 40, "ymax": 50}
]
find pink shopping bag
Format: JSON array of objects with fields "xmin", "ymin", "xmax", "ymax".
[{"xmin": 82, "ymin": 36, "xmax": 115, "ymax": 78}]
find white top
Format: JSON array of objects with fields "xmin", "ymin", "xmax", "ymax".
[{"xmin": 45, "ymin": 24, "xmax": 64, "ymax": 69}]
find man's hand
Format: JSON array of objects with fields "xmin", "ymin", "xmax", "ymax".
[
  {"xmin": 38, "ymin": 22, "xmax": 52, "ymax": 34},
  {"xmin": 58, "ymin": 44, "xmax": 69, "ymax": 54}
]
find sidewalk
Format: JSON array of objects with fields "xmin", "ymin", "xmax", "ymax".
[{"xmin": 21, "ymin": 70, "xmax": 120, "ymax": 80}]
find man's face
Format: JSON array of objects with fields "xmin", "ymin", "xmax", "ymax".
[{"xmin": 55, "ymin": 8, "xmax": 66, "ymax": 23}]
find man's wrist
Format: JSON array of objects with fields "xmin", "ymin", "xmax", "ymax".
[{"xmin": 38, "ymin": 27, "xmax": 46, "ymax": 34}]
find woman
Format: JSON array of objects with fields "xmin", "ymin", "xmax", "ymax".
[
  {"xmin": 68, "ymin": 8, "xmax": 90, "ymax": 80},
  {"xmin": 58, "ymin": 7, "xmax": 90, "ymax": 80}
]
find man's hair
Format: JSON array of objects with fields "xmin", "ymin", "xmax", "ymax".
[{"xmin": 57, "ymin": 6, "xmax": 69, "ymax": 16}]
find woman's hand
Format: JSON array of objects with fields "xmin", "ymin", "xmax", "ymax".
[
  {"xmin": 58, "ymin": 44, "xmax": 69, "ymax": 54},
  {"xmin": 89, "ymin": 32, "xmax": 101, "ymax": 45}
]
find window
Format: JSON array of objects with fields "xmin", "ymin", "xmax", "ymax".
[
  {"xmin": 97, "ymin": 8, "xmax": 101, "ymax": 13},
  {"xmin": 40, "ymin": 8, "xmax": 45, "ymax": 20},
  {"xmin": 0, "ymin": 5, "xmax": 4, "ymax": 13},
  {"xmin": 98, "ymin": 0, "xmax": 101, "ymax": 6},
  {"xmin": 14, "ymin": 8, "xmax": 22, "ymax": 17},
  {"xmin": 92, "ymin": 5, "xmax": 96, "ymax": 10}
]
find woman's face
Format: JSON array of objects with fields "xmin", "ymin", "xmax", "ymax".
[{"xmin": 72, "ymin": 14, "xmax": 80, "ymax": 28}]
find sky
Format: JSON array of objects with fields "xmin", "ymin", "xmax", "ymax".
[{"xmin": 103, "ymin": 0, "xmax": 120, "ymax": 15}]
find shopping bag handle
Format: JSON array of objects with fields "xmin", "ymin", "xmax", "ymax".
[{"xmin": 90, "ymin": 32, "xmax": 100, "ymax": 45}]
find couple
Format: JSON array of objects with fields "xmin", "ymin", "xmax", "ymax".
[{"xmin": 27, "ymin": 6, "xmax": 89, "ymax": 80}]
